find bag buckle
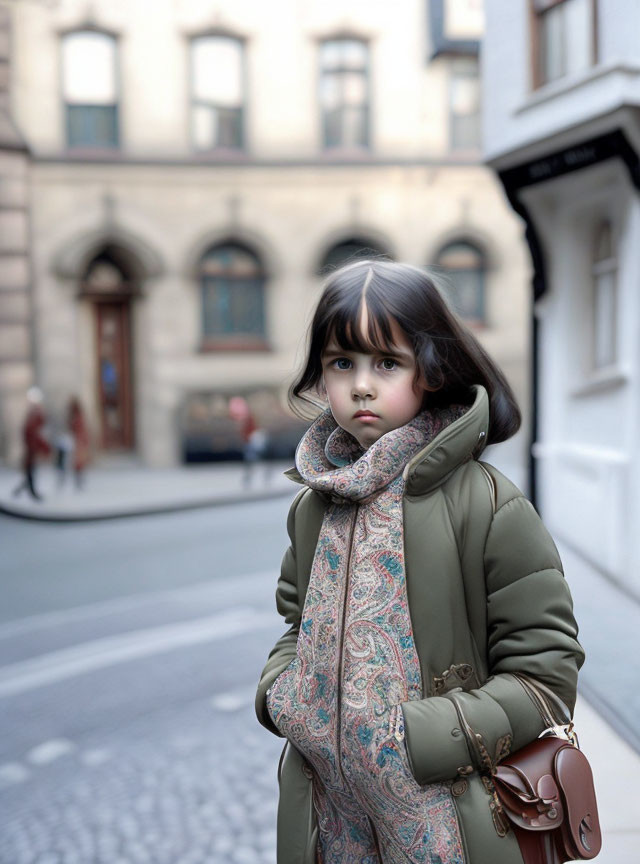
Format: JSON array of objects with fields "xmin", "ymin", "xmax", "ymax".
[{"xmin": 540, "ymin": 721, "xmax": 579, "ymax": 749}]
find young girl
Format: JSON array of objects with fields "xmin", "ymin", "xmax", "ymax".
[{"xmin": 255, "ymin": 260, "xmax": 584, "ymax": 864}]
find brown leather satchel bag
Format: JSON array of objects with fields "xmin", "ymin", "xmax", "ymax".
[{"xmin": 492, "ymin": 674, "xmax": 602, "ymax": 864}]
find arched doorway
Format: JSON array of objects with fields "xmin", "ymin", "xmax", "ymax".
[{"xmin": 80, "ymin": 249, "xmax": 137, "ymax": 450}]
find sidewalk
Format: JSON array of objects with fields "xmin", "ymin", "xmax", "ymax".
[
  {"xmin": 0, "ymin": 458, "xmax": 298, "ymax": 521},
  {"xmin": 572, "ymin": 693, "xmax": 639, "ymax": 862}
]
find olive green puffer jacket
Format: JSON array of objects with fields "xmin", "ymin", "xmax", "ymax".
[{"xmin": 255, "ymin": 383, "xmax": 585, "ymax": 864}]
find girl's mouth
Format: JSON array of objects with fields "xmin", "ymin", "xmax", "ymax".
[{"xmin": 353, "ymin": 411, "xmax": 380, "ymax": 421}]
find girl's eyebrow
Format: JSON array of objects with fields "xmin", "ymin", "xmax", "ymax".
[{"xmin": 323, "ymin": 345, "xmax": 413, "ymax": 360}]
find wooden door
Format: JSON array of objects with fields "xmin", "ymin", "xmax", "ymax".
[{"xmin": 95, "ymin": 301, "xmax": 134, "ymax": 449}]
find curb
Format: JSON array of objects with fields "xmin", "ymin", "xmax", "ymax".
[{"xmin": 0, "ymin": 485, "xmax": 297, "ymax": 523}]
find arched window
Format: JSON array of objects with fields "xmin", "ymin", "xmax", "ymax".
[
  {"xmin": 318, "ymin": 237, "xmax": 390, "ymax": 275},
  {"xmin": 591, "ymin": 220, "xmax": 617, "ymax": 369},
  {"xmin": 62, "ymin": 30, "xmax": 119, "ymax": 149},
  {"xmin": 200, "ymin": 244, "xmax": 266, "ymax": 346},
  {"xmin": 191, "ymin": 35, "xmax": 245, "ymax": 150},
  {"xmin": 435, "ymin": 240, "xmax": 486, "ymax": 323}
]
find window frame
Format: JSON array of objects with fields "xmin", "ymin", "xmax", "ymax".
[
  {"xmin": 317, "ymin": 237, "xmax": 390, "ymax": 275},
  {"xmin": 198, "ymin": 243, "xmax": 269, "ymax": 352},
  {"xmin": 448, "ymin": 56, "xmax": 481, "ymax": 152},
  {"xmin": 318, "ymin": 35, "xmax": 371, "ymax": 153},
  {"xmin": 60, "ymin": 27, "xmax": 121, "ymax": 152},
  {"xmin": 590, "ymin": 219, "xmax": 618, "ymax": 372},
  {"xmin": 530, "ymin": 0, "xmax": 598, "ymax": 90},
  {"xmin": 435, "ymin": 239, "xmax": 487, "ymax": 326},
  {"xmin": 189, "ymin": 32, "xmax": 247, "ymax": 154}
]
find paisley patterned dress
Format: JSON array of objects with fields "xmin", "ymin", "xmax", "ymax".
[{"xmin": 267, "ymin": 405, "xmax": 469, "ymax": 864}]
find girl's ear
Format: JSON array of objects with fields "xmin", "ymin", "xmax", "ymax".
[
  {"xmin": 415, "ymin": 370, "xmax": 429, "ymax": 392},
  {"xmin": 415, "ymin": 370, "xmax": 440, "ymax": 396}
]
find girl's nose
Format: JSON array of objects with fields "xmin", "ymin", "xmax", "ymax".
[{"xmin": 351, "ymin": 376, "xmax": 375, "ymax": 401}]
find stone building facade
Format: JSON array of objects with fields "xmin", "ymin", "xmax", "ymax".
[
  {"xmin": 0, "ymin": 3, "xmax": 35, "ymax": 468},
  {"xmin": 483, "ymin": 0, "xmax": 640, "ymax": 596},
  {"xmin": 2, "ymin": 0, "xmax": 529, "ymax": 477}
]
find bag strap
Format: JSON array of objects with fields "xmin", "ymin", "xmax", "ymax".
[
  {"xmin": 477, "ymin": 460, "xmax": 497, "ymax": 515},
  {"xmin": 477, "ymin": 459, "xmax": 578, "ymax": 741}
]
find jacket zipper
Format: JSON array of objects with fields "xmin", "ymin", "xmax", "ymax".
[{"xmin": 335, "ymin": 503, "xmax": 359, "ymax": 784}]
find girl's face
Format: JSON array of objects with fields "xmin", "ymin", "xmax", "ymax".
[{"xmin": 320, "ymin": 304, "xmax": 428, "ymax": 449}]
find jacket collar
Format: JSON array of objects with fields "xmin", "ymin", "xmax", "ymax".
[{"xmin": 284, "ymin": 384, "xmax": 490, "ymax": 497}]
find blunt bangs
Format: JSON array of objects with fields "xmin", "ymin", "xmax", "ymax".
[{"xmin": 323, "ymin": 282, "xmax": 399, "ymax": 357}]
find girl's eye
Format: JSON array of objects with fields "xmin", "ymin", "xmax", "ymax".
[{"xmin": 328, "ymin": 357, "xmax": 398, "ymax": 371}]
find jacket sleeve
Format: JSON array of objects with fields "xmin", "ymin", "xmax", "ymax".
[
  {"xmin": 400, "ymin": 490, "xmax": 586, "ymax": 786},
  {"xmin": 254, "ymin": 487, "xmax": 307, "ymax": 737}
]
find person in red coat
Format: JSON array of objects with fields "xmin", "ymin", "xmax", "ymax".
[{"xmin": 12, "ymin": 387, "xmax": 51, "ymax": 501}]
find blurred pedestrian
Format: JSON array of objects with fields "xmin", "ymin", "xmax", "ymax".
[
  {"xmin": 12, "ymin": 387, "xmax": 51, "ymax": 501},
  {"xmin": 68, "ymin": 396, "xmax": 90, "ymax": 490},
  {"xmin": 53, "ymin": 419, "xmax": 74, "ymax": 490},
  {"xmin": 243, "ymin": 426, "xmax": 270, "ymax": 486},
  {"xmin": 229, "ymin": 395, "xmax": 268, "ymax": 488}
]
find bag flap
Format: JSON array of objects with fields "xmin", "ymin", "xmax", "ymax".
[
  {"xmin": 493, "ymin": 738, "xmax": 567, "ymax": 831},
  {"xmin": 554, "ymin": 745, "xmax": 602, "ymax": 859}
]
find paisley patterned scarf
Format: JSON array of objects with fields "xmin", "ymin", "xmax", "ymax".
[{"xmin": 267, "ymin": 401, "xmax": 470, "ymax": 864}]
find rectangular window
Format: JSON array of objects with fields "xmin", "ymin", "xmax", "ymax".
[
  {"xmin": 191, "ymin": 36, "xmax": 244, "ymax": 151},
  {"xmin": 532, "ymin": 0, "xmax": 595, "ymax": 88},
  {"xmin": 62, "ymin": 31, "xmax": 119, "ymax": 149},
  {"xmin": 591, "ymin": 221, "xmax": 617, "ymax": 370},
  {"xmin": 449, "ymin": 57, "xmax": 481, "ymax": 151},
  {"xmin": 320, "ymin": 39, "xmax": 369, "ymax": 150}
]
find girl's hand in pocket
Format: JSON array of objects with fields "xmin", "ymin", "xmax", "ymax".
[{"xmin": 266, "ymin": 657, "xmax": 298, "ymax": 732}]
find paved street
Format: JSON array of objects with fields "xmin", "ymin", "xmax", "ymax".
[
  {"xmin": 1, "ymin": 486, "xmax": 639, "ymax": 863},
  {"xmin": 0, "ymin": 495, "xmax": 297, "ymax": 864}
]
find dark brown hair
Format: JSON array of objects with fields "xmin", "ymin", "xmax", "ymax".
[{"xmin": 288, "ymin": 259, "xmax": 521, "ymax": 445}]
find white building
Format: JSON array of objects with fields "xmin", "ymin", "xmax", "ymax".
[
  {"xmin": 1, "ymin": 0, "xmax": 529, "ymax": 478},
  {"xmin": 483, "ymin": 0, "xmax": 640, "ymax": 597}
]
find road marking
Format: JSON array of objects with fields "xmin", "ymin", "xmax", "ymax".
[
  {"xmin": 27, "ymin": 738, "xmax": 75, "ymax": 765},
  {"xmin": 0, "ymin": 762, "xmax": 30, "ymax": 787},
  {"xmin": 211, "ymin": 685, "xmax": 258, "ymax": 712},
  {"xmin": 81, "ymin": 748, "xmax": 112, "ymax": 767},
  {"xmin": 0, "ymin": 606, "xmax": 277, "ymax": 698},
  {"xmin": 0, "ymin": 570, "xmax": 276, "ymax": 640}
]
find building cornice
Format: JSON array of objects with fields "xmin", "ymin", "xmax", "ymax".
[{"xmin": 30, "ymin": 153, "xmax": 483, "ymax": 169}]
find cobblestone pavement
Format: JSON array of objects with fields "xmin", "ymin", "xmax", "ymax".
[
  {"xmin": 0, "ymin": 499, "xmax": 296, "ymax": 864},
  {"xmin": 0, "ymin": 696, "xmax": 283, "ymax": 864}
]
